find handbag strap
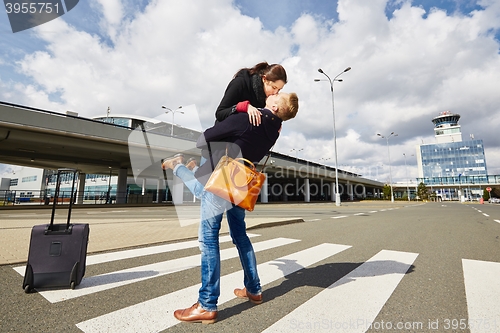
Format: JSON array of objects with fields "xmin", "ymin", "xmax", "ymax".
[
  {"xmin": 259, "ymin": 146, "xmax": 274, "ymax": 173},
  {"xmin": 211, "ymin": 143, "xmax": 273, "ymax": 173}
]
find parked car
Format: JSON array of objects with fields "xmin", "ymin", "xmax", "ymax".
[{"xmin": 489, "ymin": 197, "xmax": 500, "ymax": 204}]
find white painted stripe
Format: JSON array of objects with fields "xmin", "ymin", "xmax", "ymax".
[
  {"xmin": 369, "ymin": 211, "xmax": 377, "ymax": 213},
  {"xmin": 483, "ymin": 213, "xmax": 489, "ymax": 217},
  {"xmin": 13, "ymin": 234, "xmax": 260, "ymax": 274},
  {"xmin": 331, "ymin": 216, "xmax": 347, "ymax": 219},
  {"xmin": 462, "ymin": 259, "xmax": 500, "ymax": 333},
  {"xmin": 38, "ymin": 237, "xmax": 299, "ymax": 303},
  {"xmin": 354, "ymin": 213, "xmax": 364, "ymax": 216},
  {"xmin": 307, "ymin": 219, "xmax": 321, "ymax": 222},
  {"xmin": 262, "ymin": 249, "xmax": 418, "ymax": 333},
  {"xmin": 495, "ymin": 220, "xmax": 500, "ymax": 224},
  {"xmin": 87, "ymin": 234, "xmax": 259, "ymax": 265},
  {"xmin": 76, "ymin": 243, "xmax": 351, "ymax": 333},
  {"xmin": 477, "ymin": 210, "xmax": 482, "ymax": 213}
]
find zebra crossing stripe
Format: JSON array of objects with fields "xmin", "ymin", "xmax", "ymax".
[
  {"xmin": 13, "ymin": 234, "xmax": 260, "ymax": 274},
  {"xmin": 37, "ymin": 237, "xmax": 300, "ymax": 303},
  {"xmin": 87, "ymin": 233, "xmax": 259, "ymax": 265},
  {"xmin": 262, "ymin": 249, "xmax": 418, "ymax": 333},
  {"xmin": 462, "ymin": 259, "xmax": 500, "ymax": 333},
  {"xmin": 76, "ymin": 243, "xmax": 351, "ymax": 333}
]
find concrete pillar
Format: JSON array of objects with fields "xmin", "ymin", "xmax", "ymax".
[
  {"xmin": 141, "ymin": 178, "xmax": 146, "ymax": 195},
  {"xmin": 304, "ymin": 178, "xmax": 310, "ymax": 202},
  {"xmin": 116, "ymin": 168, "xmax": 128, "ymax": 204},
  {"xmin": 261, "ymin": 173, "xmax": 269, "ymax": 203},
  {"xmin": 171, "ymin": 175, "xmax": 184, "ymax": 205},
  {"xmin": 76, "ymin": 172, "xmax": 85, "ymax": 204},
  {"xmin": 348, "ymin": 182, "xmax": 354, "ymax": 201},
  {"xmin": 156, "ymin": 178, "xmax": 163, "ymax": 204}
]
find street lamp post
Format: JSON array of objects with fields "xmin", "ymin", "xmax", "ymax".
[
  {"xmin": 290, "ymin": 148, "xmax": 303, "ymax": 162},
  {"xmin": 315, "ymin": 66, "xmax": 351, "ymax": 206},
  {"xmin": 161, "ymin": 105, "xmax": 183, "ymax": 136},
  {"xmin": 378, "ymin": 132, "xmax": 397, "ymax": 202}
]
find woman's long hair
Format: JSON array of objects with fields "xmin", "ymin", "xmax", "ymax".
[{"xmin": 236, "ymin": 62, "xmax": 287, "ymax": 83}]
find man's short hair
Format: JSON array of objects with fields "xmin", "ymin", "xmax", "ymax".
[{"xmin": 277, "ymin": 92, "xmax": 299, "ymax": 121}]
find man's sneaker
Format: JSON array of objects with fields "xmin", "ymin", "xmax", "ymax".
[{"xmin": 234, "ymin": 287, "xmax": 262, "ymax": 304}]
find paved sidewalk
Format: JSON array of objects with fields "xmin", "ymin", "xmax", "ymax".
[{"xmin": 0, "ymin": 206, "xmax": 303, "ymax": 266}]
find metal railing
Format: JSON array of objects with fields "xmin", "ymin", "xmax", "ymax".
[
  {"xmin": 416, "ymin": 175, "xmax": 500, "ymax": 186},
  {"xmin": 0, "ymin": 190, "xmax": 161, "ymax": 206}
]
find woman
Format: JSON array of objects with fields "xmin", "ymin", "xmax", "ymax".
[
  {"xmin": 162, "ymin": 62, "xmax": 289, "ymax": 323},
  {"xmin": 183, "ymin": 62, "xmax": 287, "ymax": 171}
]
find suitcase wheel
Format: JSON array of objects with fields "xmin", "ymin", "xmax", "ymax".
[
  {"xmin": 24, "ymin": 285, "xmax": 32, "ymax": 293},
  {"xmin": 70, "ymin": 281, "xmax": 75, "ymax": 290}
]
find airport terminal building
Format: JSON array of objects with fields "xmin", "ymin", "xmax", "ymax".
[{"xmin": 0, "ymin": 102, "xmax": 384, "ymax": 205}]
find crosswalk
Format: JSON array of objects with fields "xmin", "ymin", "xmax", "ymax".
[{"xmin": 13, "ymin": 234, "xmax": 500, "ymax": 333}]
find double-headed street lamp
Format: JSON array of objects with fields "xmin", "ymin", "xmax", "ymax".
[
  {"xmin": 161, "ymin": 105, "xmax": 183, "ymax": 136},
  {"xmin": 377, "ymin": 132, "xmax": 398, "ymax": 202},
  {"xmin": 290, "ymin": 148, "xmax": 303, "ymax": 162},
  {"xmin": 315, "ymin": 66, "xmax": 351, "ymax": 206}
]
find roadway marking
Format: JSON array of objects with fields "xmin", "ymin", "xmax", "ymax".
[
  {"xmin": 483, "ymin": 213, "xmax": 490, "ymax": 217},
  {"xmin": 27, "ymin": 237, "xmax": 299, "ymax": 303},
  {"xmin": 76, "ymin": 243, "xmax": 352, "ymax": 333},
  {"xmin": 307, "ymin": 219, "xmax": 322, "ymax": 222},
  {"xmin": 13, "ymin": 234, "xmax": 260, "ymax": 271},
  {"xmin": 262, "ymin": 249, "xmax": 419, "ymax": 333},
  {"xmin": 369, "ymin": 211, "xmax": 378, "ymax": 213},
  {"xmin": 331, "ymin": 216, "xmax": 348, "ymax": 219},
  {"xmin": 354, "ymin": 213, "xmax": 365, "ymax": 216},
  {"xmin": 495, "ymin": 220, "xmax": 500, "ymax": 224},
  {"xmin": 462, "ymin": 259, "xmax": 500, "ymax": 333}
]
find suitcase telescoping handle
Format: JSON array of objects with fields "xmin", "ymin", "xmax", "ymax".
[{"xmin": 48, "ymin": 168, "xmax": 77, "ymax": 233}]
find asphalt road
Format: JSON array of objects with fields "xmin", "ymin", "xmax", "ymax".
[{"xmin": 1, "ymin": 201, "xmax": 499, "ymax": 333}]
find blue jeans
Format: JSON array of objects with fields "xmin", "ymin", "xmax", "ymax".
[{"xmin": 173, "ymin": 164, "xmax": 261, "ymax": 311}]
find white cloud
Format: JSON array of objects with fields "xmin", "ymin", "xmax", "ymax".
[
  {"xmin": 1, "ymin": 0, "xmax": 499, "ymax": 181},
  {"xmin": 91, "ymin": 0, "xmax": 124, "ymax": 40}
]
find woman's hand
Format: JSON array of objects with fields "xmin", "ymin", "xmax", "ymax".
[{"xmin": 247, "ymin": 105, "xmax": 262, "ymax": 126}]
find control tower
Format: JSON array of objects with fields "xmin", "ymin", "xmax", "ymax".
[
  {"xmin": 416, "ymin": 110, "xmax": 487, "ymax": 182},
  {"xmin": 432, "ymin": 111, "xmax": 462, "ymax": 143}
]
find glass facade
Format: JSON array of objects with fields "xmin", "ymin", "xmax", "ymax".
[{"xmin": 420, "ymin": 139, "xmax": 487, "ymax": 182}]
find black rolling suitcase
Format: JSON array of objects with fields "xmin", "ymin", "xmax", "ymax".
[{"xmin": 23, "ymin": 169, "xmax": 90, "ymax": 293}]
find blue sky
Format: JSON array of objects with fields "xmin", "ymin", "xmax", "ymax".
[
  {"xmin": 236, "ymin": 0, "xmax": 489, "ymax": 31},
  {"xmin": 1, "ymin": 0, "xmax": 499, "ymax": 181}
]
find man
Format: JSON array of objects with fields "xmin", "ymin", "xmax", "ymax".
[{"xmin": 162, "ymin": 92, "xmax": 299, "ymax": 324}]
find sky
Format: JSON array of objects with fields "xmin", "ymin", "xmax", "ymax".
[{"xmin": 1, "ymin": 0, "xmax": 499, "ymax": 184}]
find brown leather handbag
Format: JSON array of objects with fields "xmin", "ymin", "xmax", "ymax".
[{"xmin": 204, "ymin": 154, "xmax": 267, "ymax": 211}]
